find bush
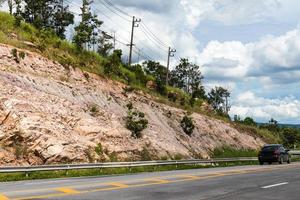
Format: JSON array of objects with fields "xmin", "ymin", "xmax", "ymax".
[
  {"xmin": 125, "ymin": 104, "xmax": 148, "ymax": 138},
  {"xmin": 95, "ymin": 144, "xmax": 103, "ymax": 156},
  {"xmin": 89, "ymin": 104, "xmax": 99, "ymax": 117},
  {"xmin": 212, "ymin": 146, "xmax": 258, "ymax": 158},
  {"xmin": 181, "ymin": 114, "xmax": 195, "ymax": 136},
  {"xmin": 140, "ymin": 147, "xmax": 152, "ymax": 161},
  {"xmin": 11, "ymin": 48, "xmax": 19, "ymax": 63},
  {"xmin": 19, "ymin": 51, "xmax": 26, "ymax": 60}
]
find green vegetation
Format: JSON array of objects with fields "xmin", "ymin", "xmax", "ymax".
[
  {"xmin": 212, "ymin": 146, "xmax": 258, "ymax": 158},
  {"xmin": 94, "ymin": 144, "xmax": 103, "ymax": 156},
  {"xmin": 125, "ymin": 103, "xmax": 148, "ymax": 138},
  {"xmin": 234, "ymin": 116, "xmax": 300, "ymax": 148},
  {"xmin": 180, "ymin": 114, "xmax": 195, "ymax": 136}
]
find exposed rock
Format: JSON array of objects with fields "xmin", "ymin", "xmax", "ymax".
[{"xmin": 0, "ymin": 44, "xmax": 265, "ymax": 166}]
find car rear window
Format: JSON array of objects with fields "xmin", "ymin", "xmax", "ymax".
[{"xmin": 262, "ymin": 146, "xmax": 278, "ymax": 152}]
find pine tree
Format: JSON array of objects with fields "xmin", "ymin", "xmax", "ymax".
[
  {"xmin": 13, "ymin": 0, "xmax": 22, "ymax": 26},
  {"xmin": 52, "ymin": 0, "xmax": 74, "ymax": 39},
  {"xmin": 22, "ymin": 0, "xmax": 54, "ymax": 29},
  {"xmin": 97, "ymin": 31, "xmax": 113, "ymax": 57},
  {"xmin": 73, "ymin": 0, "xmax": 102, "ymax": 49}
]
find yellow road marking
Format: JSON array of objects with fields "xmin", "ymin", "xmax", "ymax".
[
  {"xmin": 0, "ymin": 194, "xmax": 9, "ymax": 200},
  {"xmin": 109, "ymin": 182, "xmax": 129, "ymax": 188},
  {"xmin": 56, "ymin": 187, "xmax": 80, "ymax": 194},
  {"xmin": 145, "ymin": 178, "xmax": 171, "ymax": 184},
  {"xmin": 10, "ymin": 164, "xmax": 300, "ymax": 200},
  {"xmin": 176, "ymin": 175, "xmax": 200, "ymax": 180}
]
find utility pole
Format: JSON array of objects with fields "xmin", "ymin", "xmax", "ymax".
[
  {"xmin": 166, "ymin": 47, "xmax": 176, "ymax": 85},
  {"xmin": 128, "ymin": 16, "xmax": 141, "ymax": 66}
]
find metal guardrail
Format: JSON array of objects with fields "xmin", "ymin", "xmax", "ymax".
[
  {"xmin": 0, "ymin": 157, "xmax": 257, "ymax": 173},
  {"xmin": 1, "ymin": 151, "xmax": 299, "ymax": 174},
  {"xmin": 290, "ymin": 150, "xmax": 300, "ymax": 155}
]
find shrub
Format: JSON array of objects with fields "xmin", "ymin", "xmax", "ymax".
[
  {"xmin": 19, "ymin": 51, "xmax": 26, "ymax": 60},
  {"xmin": 125, "ymin": 104, "xmax": 148, "ymax": 138},
  {"xmin": 14, "ymin": 144, "xmax": 28, "ymax": 159},
  {"xmin": 11, "ymin": 48, "xmax": 19, "ymax": 63},
  {"xmin": 140, "ymin": 147, "xmax": 152, "ymax": 161},
  {"xmin": 212, "ymin": 146, "xmax": 258, "ymax": 158},
  {"xmin": 108, "ymin": 152, "xmax": 118, "ymax": 162},
  {"xmin": 181, "ymin": 114, "xmax": 195, "ymax": 136},
  {"xmin": 95, "ymin": 144, "xmax": 103, "ymax": 156},
  {"xmin": 89, "ymin": 104, "xmax": 99, "ymax": 117}
]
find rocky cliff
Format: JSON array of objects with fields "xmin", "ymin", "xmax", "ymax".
[{"xmin": 0, "ymin": 44, "xmax": 264, "ymax": 166}]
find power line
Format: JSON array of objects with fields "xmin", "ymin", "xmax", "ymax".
[
  {"xmin": 139, "ymin": 26, "xmax": 167, "ymax": 53},
  {"xmin": 102, "ymin": 0, "xmax": 131, "ymax": 17},
  {"xmin": 140, "ymin": 22, "xmax": 169, "ymax": 48},
  {"xmin": 98, "ymin": 0, "xmax": 131, "ymax": 22}
]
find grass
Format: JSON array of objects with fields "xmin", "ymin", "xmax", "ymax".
[
  {"xmin": 212, "ymin": 146, "xmax": 258, "ymax": 158},
  {"xmin": 0, "ymin": 12, "xmax": 106, "ymax": 73},
  {"xmin": 233, "ymin": 123, "xmax": 281, "ymax": 144},
  {"xmin": 0, "ymin": 161, "xmax": 258, "ymax": 182}
]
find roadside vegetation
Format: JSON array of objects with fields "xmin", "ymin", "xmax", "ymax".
[
  {"xmin": 212, "ymin": 146, "xmax": 258, "ymax": 158},
  {"xmin": 234, "ymin": 116, "xmax": 300, "ymax": 149}
]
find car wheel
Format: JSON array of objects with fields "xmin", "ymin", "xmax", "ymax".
[
  {"xmin": 287, "ymin": 157, "xmax": 291, "ymax": 164},
  {"xmin": 259, "ymin": 161, "xmax": 264, "ymax": 165},
  {"xmin": 268, "ymin": 162, "xmax": 272, "ymax": 165}
]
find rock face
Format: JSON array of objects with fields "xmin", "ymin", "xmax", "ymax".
[{"xmin": 0, "ymin": 44, "xmax": 264, "ymax": 166}]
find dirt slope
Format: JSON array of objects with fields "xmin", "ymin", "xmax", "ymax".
[{"xmin": 0, "ymin": 44, "xmax": 264, "ymax": 166}]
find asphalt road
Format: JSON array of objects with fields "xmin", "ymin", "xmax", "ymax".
[{"xmin": 1, "ymin": 163, "xmax": 300, "ymax": 200}]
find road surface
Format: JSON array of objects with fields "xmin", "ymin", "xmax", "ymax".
[{"xmin": 1, "ymin": 163, "xmax": 300, "ymax": 200}]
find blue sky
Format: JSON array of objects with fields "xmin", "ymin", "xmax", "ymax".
[{"xmin": 1, "ymin": 0, "xmax": 300, "ymax": 124}]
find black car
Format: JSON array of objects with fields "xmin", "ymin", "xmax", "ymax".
[{"xmin": 258, "ymin": 144, "xmax": 291, "ymax": 165}]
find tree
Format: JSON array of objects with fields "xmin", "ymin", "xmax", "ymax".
[
  {"xmin": 103, "ymin": 49, "xmax": 122, "ymax": 75},
  {"xmin": 22, "ymin": 0, "xmax": 53, "ymax": 29},
  {"xmin": 143, "ymin": 60, "xmax": 168, "ymax": 94},
  {"xmin": 20, "ymin": 0, "xmax": 73, "ymax": 38},
  {"xmin": 0, "ymin": 0, "xmax": 14, "ymax": 15},
  {"xmin": 243, "ymin": 117, "xmax": 256, "ymax": 126},
  {"xmin": 281, "ymin": 128, "xmax": 300, "ymax": 148},
  {"xmin": 13, "ymin": 0, "xmax": 22, "ymax": 26},
  {"xmin": 169, "ymin": 58, "xmax": 205, "ymax": 100},
  {"xmin": 73, "ymin": 0, "xmax": 102, "ymax": 49},
  {"xmin": 208, "ymin": 86, "xmax": 230, "ymax": 114},
  {"xmin": 52, "ymin": 0, "xmax": 74, "ymax": 39},
  {"xmin": 260, "ymin": 118, "xmax": 280, "ymax": 134},
  {"xmin": 97, "ymin": 31, "xmax": 113, "ymax": 57}
]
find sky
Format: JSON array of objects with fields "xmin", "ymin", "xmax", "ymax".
[{"xmin": 1, "ymin": 0, "xmax": 300, "ymax": 124}]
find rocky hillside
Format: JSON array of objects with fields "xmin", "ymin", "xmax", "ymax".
[{"xmin": 0, "ymin": 44, "xmax": 264, "ymax": 166}]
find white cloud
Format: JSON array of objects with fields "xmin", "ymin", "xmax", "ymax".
[
  {"xmin": 230, "ymin": 91, "xmax": 300, "ymax": 123},
  {"xmin": 199, "ymin": 27, "xmax": 300, "ymax": 85},
  {"xmin": 180, "ymin": 0, "xmax": 279, "ymax": 28}
]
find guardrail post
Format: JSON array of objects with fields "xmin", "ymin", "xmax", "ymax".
[{"xmin": 65, "ymin": 165, "xmax": 69, "ymax": 176}]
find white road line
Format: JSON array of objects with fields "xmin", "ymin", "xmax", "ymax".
[{"xmin": 261, "ymin": 182, "xmax": 289, "ymax": 189}]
